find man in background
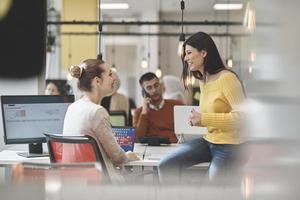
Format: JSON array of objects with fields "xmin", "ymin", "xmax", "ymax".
[{"xmin": 133, "ymin": 72, "xmax": 184, "ymax": 143}]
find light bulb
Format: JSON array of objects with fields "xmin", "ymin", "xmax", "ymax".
[
  {"xmin": 250, "ymin": 51, "xmax": 256, "ymax": 62},
  {"xmin": 177, "ymin": 41, "xmax": 184, "ymax": 57},
  {"xmin": 111, "ymin": 64, "xmax": 117, "ymax": 72},
  {"xmin": 185, "ymin": 76, "xmax": 195, "ymax": 86},
  {"xmin": 155, "ymin": 68, "xmax": 162, "ymax": 78},
  {"xmin": 227, "ymin": 58, "xmax": 233, "ymax": 68},
  {"xmin": 141, "ymin": 58, "xmax": 148, "ymax": 69},
  {"xmin": 177, "ymin": 33, "xmax": 185, "ymax": 57},
  {"xmin": 248, "ymin": 66, "xmax": 253, "ymax": 74}
]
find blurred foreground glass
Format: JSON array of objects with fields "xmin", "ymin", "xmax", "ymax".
[
  {"xmin": 1, "ymin": 162, "xmax": 103, "ymax": 187},
  {"xmin": 0, "ymin": 0, "xmax": 46, "ymax": 78}
]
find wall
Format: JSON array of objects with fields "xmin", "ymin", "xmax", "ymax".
[
  {"xmin": 102, "ymin": 10, "xmax": 160, "ymax": 107},
  {"xmin": 61, "ymin": 0, "xmax": 97, "ymax": 70}
]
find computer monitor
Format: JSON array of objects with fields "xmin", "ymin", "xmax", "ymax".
[
  {"xmin": 109, "ymin": 111, "xmax": 127, "ymax": 126},
  {"xmin": 1, "ymin": 95, "xmax": 74, "ymax": 157}
]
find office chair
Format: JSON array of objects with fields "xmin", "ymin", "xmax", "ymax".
[
  {"xmin": 109, "ymin": 110, "xmax": 127, "ymax": 126},
  {"xmin": 44, "ymin": 133, "xmax": 110, "ymax": 182}
]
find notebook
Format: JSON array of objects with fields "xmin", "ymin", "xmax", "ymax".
[
  {"xmin": 112, "ymin": 126, "xmax": 135, "ymax": 152},
  {"xmin": 174, "ymin": 105, "xmax": 207, "ymax": 135}
]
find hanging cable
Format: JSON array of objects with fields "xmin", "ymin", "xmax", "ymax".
[
  {"xmin": 111, "ymin": 40, "xmax": 117, "ymax": 72},
  {"xmin": 225, "ymin": 0, "xmax": 233, "ymax": 68},
  {"xmin": 97, "ymin": 24, "xmax": 103, "ymax": 60},
  {"xmin": 181, "ymin": 0, "xmax": 184, "ymax": 36},
  {"xmin": 155, "ymin": 0, "xmax": 163, "ymax": 77},
  {"xmin": 97, "ymin": 0, "xmax": 102, "ymax": 60},
  {"xmin": 147, "ymin": 25, "xmax": 151, "ymax": 71},
  {"xmin": 156, "ymin": 50, "xmax": 162, "ymax": 78},
  {"xmin": 177, "ymin": 0, "xmax": 185, "ymax": 56}
]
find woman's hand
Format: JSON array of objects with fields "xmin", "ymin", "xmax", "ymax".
[
  {"xmin": 189, "ymin": 108, "xmax": 202, "ymax": 126},
  {"xmin": 126, "ymin": 151, "xmax": 140, "ymax": 161}
]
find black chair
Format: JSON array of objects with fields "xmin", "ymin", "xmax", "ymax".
[{"xmin": 44, "ymin": 133, "xmax": 110, "ymax": 182}]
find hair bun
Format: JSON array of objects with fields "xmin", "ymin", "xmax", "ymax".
[{"xmin": 69, "ymin": 65, "xmax": 83, "ymax": 79}]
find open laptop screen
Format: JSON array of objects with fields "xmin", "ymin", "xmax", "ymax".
[{"xmin": 112, "ymin": 126, "xmax": 135, "ymax": 152}]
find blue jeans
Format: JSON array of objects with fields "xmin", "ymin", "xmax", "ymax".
[{"xmin": 158, "ymin": 138, "xmax": 240, "ymax": 183}]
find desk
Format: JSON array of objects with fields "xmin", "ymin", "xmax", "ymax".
[
  {"xmin": 126, "ymin": 144, "xmax": 179, "ymax": 166},
  {"xmin": 0, "ymin": 144, "xmax": 209, "ymax": 185},
  {"xmin": 127, "ymin": 144, "xmax": 209, "ymax": 168},
  {"xmin": 0, "ymin": 150, "xmax": 49, "ymax": 165},
  {"xmin": 0, "ymin": 144, "xmax": 209, "ymax": 168}
]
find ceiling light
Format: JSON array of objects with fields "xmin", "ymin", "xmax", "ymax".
[
  {"xmin": 177, "ymin": 33, "xmax": 185, "ymax": 57},
  {"xmin": 141, "ymin": 58, "xmax": 148, "ymax": 69},
  {"xmin": 226, "ymin": 57, "xmax": 233, "ymax": 68},
  {"xmin": 248, "ymin": 66, "xmax": 253, "ymax": 74},
  {"xmin": 155, "ymin": 68, "xmax": 162, "ymax": 78},
  {"xmin": 100, "ymin": 3, "xmax": 129, "ymax": 10},
  {"xmin": 111, "ymin": 64, "xmax": 117, "ymax": 72},
  {"xmin": 250, "ymin": 51, "xmax": 256, "ymax": 62},
  {"xmin": 213, "ymin": 3, "xmax": 243, "ymax": 10},
  {"xmin": 186, "ymin": 76, "xmax": 196, "ymax": 86}
]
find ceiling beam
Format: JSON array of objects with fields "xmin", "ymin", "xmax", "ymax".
[
  {"xmin": 60, "ymin": 31, "xmax": 249, "ymax": 37},
  {"xmin": 48, "ymin": 20, "xmax": 242, "ymax": 26}
]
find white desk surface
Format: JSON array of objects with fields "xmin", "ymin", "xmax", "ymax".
[
  {"xmin": 124, "ymin": 144, "xmax": 177, "ymax": 167},
  {"xmin": 127, "ymin": 144, "xmax": 209, "ymax": 168},
  {"xmin": 0, "ymin": 150, "xmax": 49, "ymax": 164},
  {"xmin": 0, "ymin": 143, "xmax": 209, "ymax": 168}
]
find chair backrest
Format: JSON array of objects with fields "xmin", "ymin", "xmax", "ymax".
[
  {"xmin": 44, "ymin": 133, "xmax": 110, "ymax": 181},
  {"xmin": 109, "ymin": 110, "xmax": 127, "ymax": 126}
]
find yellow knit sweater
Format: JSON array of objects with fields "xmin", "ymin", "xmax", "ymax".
[{"xmin": 199, "ymin": 72, "xmax": 245, "ymax": 144}]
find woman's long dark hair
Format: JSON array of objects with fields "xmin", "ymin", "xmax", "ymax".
[
  {"xmin": 181, "ymin": 32, "xmax": 245, "ymax": 91},
  {"xmin": 181, "ymin": 32, "xmax": 226, "ymax": 88}
]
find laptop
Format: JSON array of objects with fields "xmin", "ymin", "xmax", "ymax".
[
  {"xmin": 174, "ymin": 105, "xmax": 207, "ymax": 135},
  {"xmin": 112, "ymin": 126, "xmax": 135, "ymax": 152}
]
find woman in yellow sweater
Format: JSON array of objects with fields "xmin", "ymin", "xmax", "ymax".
[{"xmin": 158, "ymin": 32, "xmax": 245, "ymax": 183}]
